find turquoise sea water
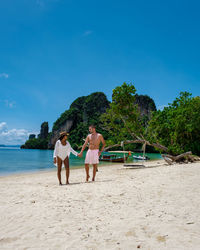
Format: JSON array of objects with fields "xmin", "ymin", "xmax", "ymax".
[
  {"xmin": 0, "ymin": 147, "xmax": 84, "ymax": 176},
  {"xmin": 0, "ymin": 147, "xmax": 162, "ymax": 176}
]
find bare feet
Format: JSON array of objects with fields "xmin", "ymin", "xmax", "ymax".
[
  {"xmin": 92, "ymin": 177, "xmax": 95, "ymax": 181},
  {"xmin": 86, "ymin": 175, "xmax": 90, "ymax": 182},
  {"xmin": 59, "ymin": 182, "xmax": 62, "ymax": 186},
  {"xmin": 66, "ymin": 181, "xmax": 69, "ymax": 185}
]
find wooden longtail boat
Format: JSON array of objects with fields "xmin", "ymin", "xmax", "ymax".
[{"xmin": 99, "ymin": 154, "xmax": 128, "ymax": 163}]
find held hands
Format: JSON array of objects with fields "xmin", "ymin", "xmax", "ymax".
[
  {"xmin": 53, "ymin": 157, "xmax": 57, "ymax": 164},
  {"xmin": 98, "ymin": 151, "xmax": 102, "ymax": 157},
  {"xmin": 78, "ymin": 152, "xmax": 83, "ymax": 158}
]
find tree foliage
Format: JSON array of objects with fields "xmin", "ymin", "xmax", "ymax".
[
  {"xmin": 147, "ymin": 92, "xmax": 200, "ymax": 155},
  {"xmin": 101, "ymin": 83, "xmax": 200, "ymax": 156},
  {"xmin": 21, "ymin": 138, "xmax": 48, "ymax": 149},
  {"xmin": 101, "ymin": 82, "xmax": 145, "ymax": 145}
]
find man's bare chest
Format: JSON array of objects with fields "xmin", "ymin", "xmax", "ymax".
[{"xmin": 89, "ymin": 134, "xmax": 100, "ymax": 144}]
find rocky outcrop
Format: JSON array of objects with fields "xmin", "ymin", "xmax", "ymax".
[
  {"xmin": 29, "ymin": 134, "xmax": 36, "ymax": 140},
  {"xmin": 21, "ymin": 122, "xmax": 49, "ymax": 149},
  {"xmin": 38, "ymin": 122, "xmax": 49, "ymax": 139},
  {"xmin": 48, "ymin": 92, "xmax": 110, "ymax": 149},
  {"xmin": 135, "ymin": 94, "xmax": 156, "ymax": 117},
  {"xmin": 48, "ymin": 120, "xmax": 74, "ymax": 148},
  {"xmin": 22, "ymin": 91, "xmax": 157, "ymax": 150}
]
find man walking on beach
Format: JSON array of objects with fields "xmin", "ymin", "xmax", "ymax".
[{"xmin": 79, "ymin": 125, "xmax": 106, "ymax": 182}]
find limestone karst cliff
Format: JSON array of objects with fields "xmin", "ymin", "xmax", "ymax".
[
  {"xmin": 22, "ymin": 91, "xmax": 156, "ymax": 150},
  {"xmin": 48, "ymin": 92, "xmax": 110, "ymax": 149}
]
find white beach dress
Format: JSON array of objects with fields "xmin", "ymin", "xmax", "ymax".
[{"xmin": 53, "ymin": 140, "xmax": 78, "ymax": 168}]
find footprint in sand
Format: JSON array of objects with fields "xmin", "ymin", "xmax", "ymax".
[
  {"xmin": 157, "ymin": 235, "xmax": 167, "ymax": 242},
  {"xmin": 0, "ymin": 237, "xmax": 18, "ymax": 244},
  {"xmin": 125, "ymin": 230, "xmax": 136, "ymax": 237}
]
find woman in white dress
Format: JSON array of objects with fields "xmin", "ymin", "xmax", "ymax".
[{"xmin": 53, "ymin": 132, "xmax": 79, "ymax": 185}]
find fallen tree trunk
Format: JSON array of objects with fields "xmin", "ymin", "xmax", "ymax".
[
  {"xmin": 161, "ymin": 151, "xmax": 197, "ymax": 164},
  {"xmin": 161, "ymin": 151, "xmax": 199, "ymax": 164},
  {"xmin": 161, "ymin": 156, "xmax": 174, "ymax": 165}
]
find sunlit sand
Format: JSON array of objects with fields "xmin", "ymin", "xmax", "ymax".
[{"xmin": 0, "ymin": 160, "xmax": 200, "ymax": 249}]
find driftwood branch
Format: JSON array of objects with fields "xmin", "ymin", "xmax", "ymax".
[
  {"xmin": 151, "ymin": 143, "xmax": 168, "ymax": 152},
  {"xmin": 162, "ymin": 151, "xmax": 193, "ymax": 162},
  {"xmin": 162, "ymin": 156, "xmax": 173, "ymax": 165},
  {"xmin": 161, "ymin": 151, "xmax": 200, "ymax": 164}
]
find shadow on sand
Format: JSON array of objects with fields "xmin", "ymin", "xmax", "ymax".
[
  {"xmin": 61, "ymin": 179, "xmax": 113, "ymax": 186},
  {"xmin": 123, "ymin": 163, "xmax": 167, "ymax": 170}
]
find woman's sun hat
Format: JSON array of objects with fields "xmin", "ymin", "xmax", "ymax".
[{"xmin": 59, "ymin": 131, "xmax": 69, "ymax": 140}]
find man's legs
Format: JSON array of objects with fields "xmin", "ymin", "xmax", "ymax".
[
  {"xmin": 92, "ymin": 164, "xmax": 98, "ymax": 181},
  {"xmin": 85, "ymin": 164, "xmax": 90, "ymax": 182},
  {"xmin": 64, "ymin": 156, "xmax": 69, "ymax": 184},
  {"xmin": 57, "ymin": 157, "xmax": 62, "ymax": 185}
]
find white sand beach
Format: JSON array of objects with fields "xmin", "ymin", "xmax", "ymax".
[{"xmin": 0, "ymin": 160, "xmax": 200, "ymax": 250}]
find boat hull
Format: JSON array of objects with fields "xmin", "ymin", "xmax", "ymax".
[{"xmin": 99, "ymin": 156, "xmax": 128, "ymax": 163}]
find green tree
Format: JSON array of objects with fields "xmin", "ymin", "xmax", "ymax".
[
  {"xmin": 21, "ymin": 138, "xmax": 48, "ymax": 149},
  {"xmin": 147, "ymin": 92, "xmax": 200, "ymax": 155},
  {"xmin": 101, "ymin": 82, "xmax": 145, "ymax": 145},
  {"xmin": 101, "ymin": 83, "xmax": 200, "ymax": 158}
]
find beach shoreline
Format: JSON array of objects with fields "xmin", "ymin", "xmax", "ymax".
[
  {"xmin": 1, "ymin": 160, "xmax": 200, "ymax": 249},
  {"xmin": 0, "ymin": 157, "xmax": 162, "ymax": 178},
  {"xmin": 0, "ymin": 161, "xmax": 118, "ymax": 178}
]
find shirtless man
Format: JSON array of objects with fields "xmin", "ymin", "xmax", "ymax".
[{"xmin": 79, "ymin": 125, "xmax": 106, "ymax": 182}]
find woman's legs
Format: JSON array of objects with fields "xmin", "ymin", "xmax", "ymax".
[
  {"xmin": 57, "ymin": 156, "xmax": 62, "ymax": 185},
  {"xmin": 64, "ymin": 156, "xmax": 69, "ymax": 184}
]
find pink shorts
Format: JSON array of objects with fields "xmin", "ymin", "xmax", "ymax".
[{"xmin": 85, "ymin": 149, "xmax": 99, "ymax": 164}]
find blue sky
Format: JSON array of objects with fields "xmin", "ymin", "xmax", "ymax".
[{"xmin": 0, "ymin": 0, "xmax": 200, "ymax": 144}]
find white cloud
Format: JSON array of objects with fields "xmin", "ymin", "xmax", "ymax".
[
  {"xmin": 83, "ymin": 30, "xmax": 93, "ymax": 36},
  {"xmin": 0, "ymin": 122, "xmax": 36, "ymax": 145},
  {"xmin": 0, "ymin": 73, "xmax": 9, "ymax": 79},
  {"xmin": 0, "ymin": 122, "xmax": 7, "ymax": 131}
]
